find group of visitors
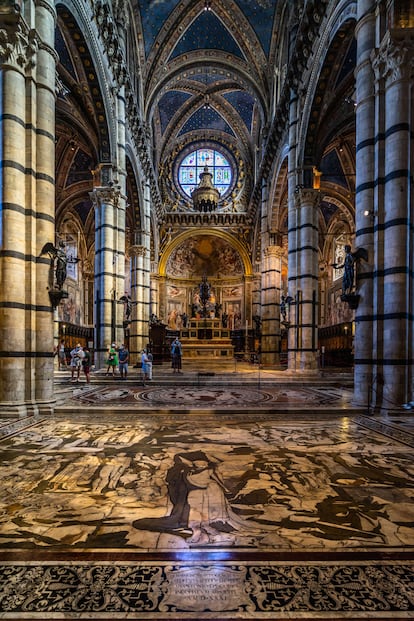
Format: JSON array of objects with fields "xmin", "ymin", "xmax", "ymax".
[
  {"xmin": 105, "ymin": 343, "xmax": 130, "ymax": 379},
  {"xmin": 58, "ymin": 336, "xmax": 183, "ymax": 383},
  {"xmin": 68, "ymin": 343, "xmax": 91, "ymax": 384}
]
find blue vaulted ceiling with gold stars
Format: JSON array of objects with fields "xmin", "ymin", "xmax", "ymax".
[{"xmin": 135, "ymin": 0, "xmax": 278, "ymax": 176}]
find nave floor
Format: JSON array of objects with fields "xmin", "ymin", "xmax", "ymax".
[{"xmin": 0, "ymin": 367, "xmax": 413, "ymax": 619}]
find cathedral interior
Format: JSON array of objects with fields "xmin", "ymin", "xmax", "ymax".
[{"xmin": 0, "ymin": 0, "xmax": 414, "ymax": 618}]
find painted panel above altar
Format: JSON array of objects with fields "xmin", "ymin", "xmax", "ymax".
[{"xmin": 166, "ymin": 235, "xmax": 243, "ymax": 278}]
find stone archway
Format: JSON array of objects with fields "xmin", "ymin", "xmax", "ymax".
[{"xmin": 158, "ymin": 231, "xmax": 252, "ymax": 359}]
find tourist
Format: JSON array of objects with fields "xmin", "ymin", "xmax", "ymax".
[
  {"xmin": 69, "ymin": 343, "xmax": 84, "ymax": 383},
  {"xmin": 82, "ymin": 346, "xmax": 91, "ymax": 384},
  {"xmin": 58, "ymin": 339, "xmax": 67, "ymax": 370},
  {"xmin": 105, "ymin": 343, "xmax": 118, "ymax": 377},
  {"xmin": 118, "ymin": 344, "xmax": 129, "ymax": 380},
  {"xmin": 171, "ymin": 337, "xmax": 183, "ymax": 374},
  {"xmin": 141, "ymin": 349, "xmax": 149, "ymax": 385}
]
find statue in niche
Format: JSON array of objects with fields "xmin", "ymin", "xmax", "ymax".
[{"xmin": 41, "ymin": 241, "xmax": 79, "ymax": 291}]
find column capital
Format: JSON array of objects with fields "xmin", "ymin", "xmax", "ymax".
[
  {"xmin": 0, "ymin": 19, "xmax": 37, "ymax": 73},
  {"xmin": 89, "ymin": 186, "xmax": 122, "ymax": 208},
  {"xmin": 265, "ymin": 245, "xmax": 284, "ymax": 259},
  {"xmin": 129, "ymin": 244, "xmax": 147, "ymax": 258},
  {"xmin": 371, "ymin": 31, "xmax": 414, "ymax": 83},
  {"xmin": 294, "ymin": 187, "xmax": 322, "ymax": 208}
]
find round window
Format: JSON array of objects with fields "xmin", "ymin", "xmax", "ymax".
[{"xmin": 177, "ymin": 147, "xmax": 233, "ymax": 199}]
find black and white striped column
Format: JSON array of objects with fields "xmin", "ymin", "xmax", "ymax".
[
  {"xmin": 372, "ymin": 30, "xmax": 413, "ymax": 407},
  {"xmin": 91, "ymin": 186, "xmax": 124, "ymax": 369},
  {"xmin": 353, "ymin": 0, "xmax": 376, "ymax": 407},
  {"xmin": 292, "ymin": 188, "xmax": 320, "ymax": 372},
  {"xmin": 0, "ymin": 1, "xmax": 56, "ymax": 416},
  {"xmin": 260, "ymin": 246, "xmax": 282, "ymax": 366}
]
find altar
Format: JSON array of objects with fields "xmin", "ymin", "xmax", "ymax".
[{"xmin": 179, "ymin": 319, "xmax": 234, "ymax": 359}]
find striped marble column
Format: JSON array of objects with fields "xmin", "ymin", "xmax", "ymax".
[
  {"xmin": 150, "ymin": 271, "xmax": 160, "ymax": 319},
  {"xmin": 90, "ymin": 186, "xmax": 123, "ymax": 369},
  {"xmin": 293, "ymin": 188, "xmax": 320, "ymax": 372},
  {"xmin": 372, "ymin": 30, "xmax": 413, "ymax": 407},
  {"xmin": 129, "ymin": 244, "xmax": 149, "ymax": 358},
  {"xmin": 260, "ymin": 246, "xmax": 282, "ymax": 366},
  {"xmin": 0, "ymin": 2, "xmax": 56, "ymax": 416},
  {"xmin": 353, "ymin": 0, "xmax": 376, "ymax": 407},
  {"xmin": 287, "ymin": 88, "xmax": 299, "ymax": 370}
]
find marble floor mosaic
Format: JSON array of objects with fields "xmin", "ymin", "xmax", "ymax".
[
  {"xmin": 55, "ymin": 383, "xmax": 357, "ymax": 412},
  {"xmin": 0, "ymin": 408, "xmax": 414, "ymax": 619}
]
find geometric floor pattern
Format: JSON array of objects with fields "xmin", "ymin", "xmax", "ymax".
[{"xmin": 1, "ymin": 376, "xmax": 413, "ymax": 618}]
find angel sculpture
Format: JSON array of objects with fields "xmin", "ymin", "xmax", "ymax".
[
  {"xmin": 41, "ymin": 241, "xmax": 69, "ymax": 289},
  {"xmin": 332, "ymin": 245, "xmax": 368, "ymax": 295}
]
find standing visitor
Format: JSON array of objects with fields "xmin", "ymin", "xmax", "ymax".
[
  {"xmin": 141, "ymin": 349, "xmax": 149, "ymax": 386},
  {"xmin": 105, "ymin": 343, "xmax": 118, "ymax": 377},
  {"xmin": 70, "ymin": 343, "xmax": 84, "ymax": 383},
  {"xmin": 171, "ymin": 337, "xmax": 183, "ymax": 374},
  {"xmin": 82, "ymin": 347, "xmax": 91, "ymax": 384},
  {"xmin": 146, "ymin": 347, "xmax": 153, "ymax": 381},
  {"xmin": 118, "ymin": 344, "xmax": 129, "ymax": 380},
  {"xmin": 58, "ymin": 339, "xmax": 67, "ymax": 370}
]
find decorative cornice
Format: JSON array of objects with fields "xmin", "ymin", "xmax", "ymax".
[{"xmin": 162, "ymin": 211, "xmax": 251, "ymax": 228}]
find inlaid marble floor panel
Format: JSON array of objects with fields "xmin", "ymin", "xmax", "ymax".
[
  {"xmin": 1, "ymin": 413, "xmax": 413, "ymax": 618},
  {"xmin": 56, "ymin": 383, "xmax": 357, "ymax": 411}
]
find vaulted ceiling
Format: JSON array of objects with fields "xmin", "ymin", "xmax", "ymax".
[{"xmin": 133, "ymin": 0, "xmax": 282, "ymax": 168}]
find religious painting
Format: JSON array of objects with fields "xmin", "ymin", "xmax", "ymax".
[{"xmin": 166, "ymin": 235, "xmax": 243, "ymax": 279}]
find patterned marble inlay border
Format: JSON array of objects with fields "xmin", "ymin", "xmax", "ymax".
[
  {"xmin": 356, "ymin": 416, "xmax": 414, "ymax": 448},
  {"xmin": 70, "ymin": 385, "xmax": 355, "ymax": 409},
  {"xmin": 0, "ymin": 560, "xmax": 413, "ymax": 617}
]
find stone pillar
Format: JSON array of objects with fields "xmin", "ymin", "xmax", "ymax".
[
  {"xmin": 158, "ymin": 276, "xmax": 167, "ymax": 324},
  {"xmin": 371, "ymin": 30, "xmax": 414, "ymax": 407},
  {"xmin": 353, "ymin": 1, "xmax": 376, "ymax": 406},
  {"xmin": 0, "ymin": 1, "xmax": 56, "ymax": 416},
  {"xmin": 150, "ymin": 270, "xmax": 160, "ymax": 319},
  {"xmin": 293, "ymin": 188, "xmax": 320, "ymax": 372},
  {"xmin": 287, "ymin": 88, "xmax": 299, "ymax": 370},
  {"xmin": 261, "ymin": 246, "xmax": 282, "ymax": 366},
  {"xmin": 90, "ymin": 185, "xmax": 123, "ymax": 369},
  {"xmin": 129, "ymin": 244, "xmax": 149, "ymax": 358}
]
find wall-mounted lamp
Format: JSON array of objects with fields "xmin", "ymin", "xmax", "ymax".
[
  {"xmin": 364, "ymin": 210, "xmax": 376, "ymax": 218},
  {"xmin": 204, "ymin": 0, "xmax": 212, "ymax": 10}
]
